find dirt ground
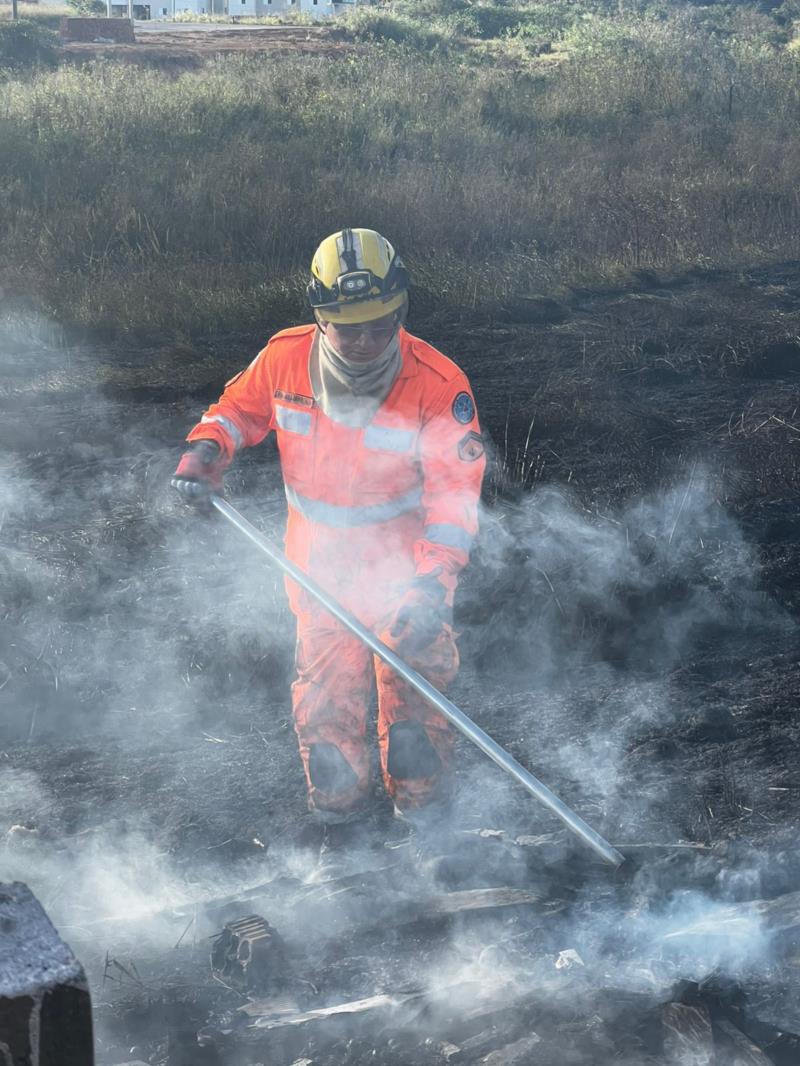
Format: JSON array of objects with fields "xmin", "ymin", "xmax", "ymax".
[
  {"xmin": 1, "ymin": 262, "xmax": 799, "ymax": 1064},
  {"xmin": 61, "ymin": 25, "xmax": 355, "ymax": 66}
]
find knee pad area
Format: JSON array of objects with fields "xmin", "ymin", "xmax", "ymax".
[
  {"xmin": 308, "ymin": 742, "xmax": 358, "ymax": 795},
  {"xmin": 386, "ymin": 720, "xmax": 442, "ymax": 780}
]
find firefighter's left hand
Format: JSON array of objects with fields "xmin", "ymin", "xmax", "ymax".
[{"xmin": 389, "ymin": 574, "xmax": 450, "ymax": 655}]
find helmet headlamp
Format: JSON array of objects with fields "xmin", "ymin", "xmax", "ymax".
[{"xmin": 307, "ymin": 228, "xmax": 410, "ymax": 324}]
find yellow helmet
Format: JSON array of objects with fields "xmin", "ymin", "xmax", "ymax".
[{"xmin": 307, "ymin": 228, "xmax": 409, "ymax": 324}]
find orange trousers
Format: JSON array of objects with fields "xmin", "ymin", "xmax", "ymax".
[{"xmin": 291, "ymin": 597, "xmax": 459, "ymax": 816}]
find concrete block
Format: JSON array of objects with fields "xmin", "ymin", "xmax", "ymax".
[
  {"xmin": 0, "ymin": 881, "xmax": 94, "ymax": 1066},
  {"xmin": 59, "ymin": 17, "xmax": 136, "ymax": 43}
]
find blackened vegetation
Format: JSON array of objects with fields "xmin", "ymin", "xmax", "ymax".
[{"xmin": 1, "ymin": 264, "xmax": 799, "ymax": 1063}]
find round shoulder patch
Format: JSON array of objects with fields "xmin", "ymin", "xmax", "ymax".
[{"xmin": 452, "ymin": 392, "xmax": 475, "ymax": 425}]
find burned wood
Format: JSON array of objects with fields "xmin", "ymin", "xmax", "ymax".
[
  {"xmin": 401, "ymin": 886, "xmax": 545, "ymax": 921},
  {"xmin": 442, "ymin": 1024, "xmax": 541, "ymax": 1066},
  {"xmin": 442, "ymin": 1025, "xmax": 517, "ymax": 1063},
  {"xmin": 480, "ymin": 1034, "xmax": 543, "ymax": 1065},
  {"xmin": 238, "ymin": 975, "xmax": 545, "ymax": 1052},
  {"xmin": 752, "ymin": 889, "xmax": 800, "ymax": 933},
  {"xmin": 714, "ymin": 1019, "xmax": 774, "ymax": 1065},
  {"xmin": 241, "ymin": 990, "xmax": 425, "ymax": 1033},
  {"xmin": 663, "ymin": 887, "xmax": 800, "ymax": 941},
  {"xmin": 661, "ymin": 1002, "xmax": 713, "ymax": 1066}
]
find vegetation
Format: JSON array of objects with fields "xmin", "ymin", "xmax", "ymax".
[
  {"xmin": 0, "ymin": 2, "xmax": 71, "ymax": 28},
  {"xmin": 65, "ymin": 0, "xmax": 107, "ymax": 16},
  {"xmin": 0, "ymin": 18, "xmax": 58, "ymax": 68},
  {"xmin": 1, "ymin": 2, "xmax": 800, "ymax": 337}
]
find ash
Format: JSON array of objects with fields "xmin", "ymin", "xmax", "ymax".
[{"xmin": 1, "ymin": 280, "xmax": 800, "ymax": 1065}]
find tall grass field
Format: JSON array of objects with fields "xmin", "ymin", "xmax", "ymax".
[{"xmin": 2, "ymin": 3, "xmax": 800, "ymax": 337}]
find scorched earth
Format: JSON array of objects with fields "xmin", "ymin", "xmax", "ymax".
[{"xmin": 1, "ymin": 262, "xmax": 800, "ymax": 1064}]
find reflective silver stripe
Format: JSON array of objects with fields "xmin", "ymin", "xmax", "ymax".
[
  {"xmin": 201, "ymin": 414, "xmax": 244, "ymax": 451},
  {"xmin": 424, "ymin": 523, "xmax": 473, "ymax": 552},
  {"xmin": 275, "ymin": 405, "xmax": 312, "ymax": 435},
  {"xmin": 363, "ymin": 425, "xmax": 415, "ymax": 453},
  {"xmin": 285, "ymin": 485, "xmax": 422, "ymax": 527}
]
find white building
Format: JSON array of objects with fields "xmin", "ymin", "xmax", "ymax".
[{"xmin": 130, "ymin": 0, "xmax": 338, "ymax": 17}]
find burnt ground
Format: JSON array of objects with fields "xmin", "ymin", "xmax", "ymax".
[{"xmin": 1, "ymin": 261, "xmax": 799, "ymax": 1064}]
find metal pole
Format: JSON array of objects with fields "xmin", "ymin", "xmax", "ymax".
[
  {"xmin": 211, "ymin": 497, "xmax": 625, "ymax": 868},
  {"xmin": 11, "ymin": 0, "xmax": 18, "ymax": 20}
]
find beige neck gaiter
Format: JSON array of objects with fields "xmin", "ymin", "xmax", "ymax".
[{"xmin": 310, "ymin": 328, "xmax": 402, "ymax": 429}]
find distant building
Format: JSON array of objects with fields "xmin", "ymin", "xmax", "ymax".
[{"xmin": 120, "ymin": 0, "xmax": 343, "ymax": 17}]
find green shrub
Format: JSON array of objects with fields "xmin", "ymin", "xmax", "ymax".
[
  {"xmin": 66, "ymin": 0, "xmax": 106, "ymax": 15},
  {"xmin": 0, "ymin": 19, "xmax": 58, "ymax": 70},
  {"xmin": 338, "ymin": 7, "xmax": 446, "ymax": 49},
  {"xmin": 441, "ymin": 5, "xmax": 523, "ymax": 38},
  {"xmin": 393, "ymin": 0, "xmax": 468, "ymax": 18}
]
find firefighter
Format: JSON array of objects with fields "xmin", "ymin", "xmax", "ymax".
[{"xmin": 172, "ymin": 228, "xmax": 485, "ymax": 838}]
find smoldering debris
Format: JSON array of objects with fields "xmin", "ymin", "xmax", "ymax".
[
  {"xmin": 2, "ymin": 316, "xmax": 800, "ymax": 1065},
  {"xmin": 211, "ymin": 915, "xmax": 286, "ymax": 994},
  {"xmin": 57, "ymin": 825, "xmax": 800, "ymax": 1065}
]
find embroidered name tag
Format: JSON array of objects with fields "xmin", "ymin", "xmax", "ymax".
[{"xmin": 275, "ymin": 389, "xmax": 315, "ymax": 408}]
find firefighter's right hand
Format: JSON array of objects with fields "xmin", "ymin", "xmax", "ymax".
[{"xmin": 171, "ymin": 440, "xmax": 225, "ymax": 502}]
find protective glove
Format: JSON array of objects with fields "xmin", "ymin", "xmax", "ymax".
[
  {"xmin": 388, "ymin": 572, "xmax": 450, "ymax": 656},
  {"xmin": 171, "ymin": 440, "xmax": 226, "ymax": 502}
]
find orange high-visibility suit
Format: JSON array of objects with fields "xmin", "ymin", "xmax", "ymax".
[{"xmin": 186, "ymin": 325, "xmax": 485, "ymax": 815}]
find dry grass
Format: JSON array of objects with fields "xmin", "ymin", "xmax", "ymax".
[
  {"xmin": 2, "ymin": 10, "xmax": 800, "ymax": 336},
  {"xmin": 0, "ymin": 1, "xmax": 71, "ymax": 24}
]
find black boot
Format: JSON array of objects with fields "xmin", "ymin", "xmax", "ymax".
[
  {"xmin": 311, "ymin": 815, "xmax": 368, "ymax": 882},
  {"xmin": 393, "ymin": 802, "xmax": 456, "ymax": 881}
]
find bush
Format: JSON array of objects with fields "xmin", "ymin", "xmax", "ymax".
[
  {"xmin": 442, "ymin": 5, "xmax": 526, "ymax": 39},
  {"xmin": 66, "ymin": 0, "xmax": 106, "ymax": 15},
  {"xmin": 392, "ymin": 0, "xmax": 588, "ymax": 44},
  {"xmin": 338, "ymin": 7, "xmax": 446, "ymax": 49},
  {"xmin": 0, "ymin": 19, "xmax": 58, "ymax": 70}
]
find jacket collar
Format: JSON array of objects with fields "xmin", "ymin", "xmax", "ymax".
[{"xmin": 397, "ymin": 328, "xmax": 418, "ymax": 379}]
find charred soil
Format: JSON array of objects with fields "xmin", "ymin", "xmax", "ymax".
[{"xmin": 1, "ymin": 262, "xmax": 799, "ymax": 1064}]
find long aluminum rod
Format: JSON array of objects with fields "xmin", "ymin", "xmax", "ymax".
[{"xmin": 211, "ymin": 496, "xmax": 624, "ymax": 868}]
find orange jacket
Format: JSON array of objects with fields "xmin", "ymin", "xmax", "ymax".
[{"xmin": 187, "ymin": 325, "xmax": 485, "ymax": 616}]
